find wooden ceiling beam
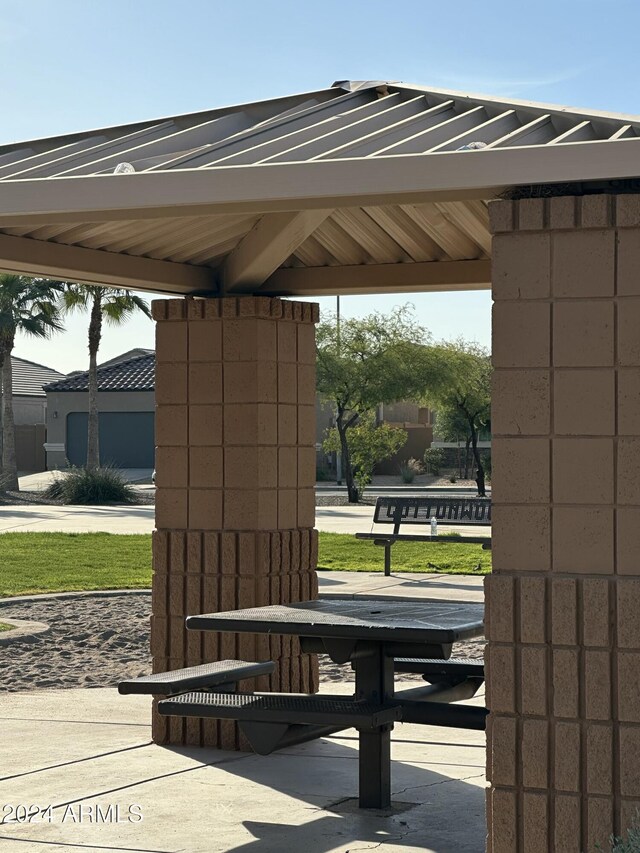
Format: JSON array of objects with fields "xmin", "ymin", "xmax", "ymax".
[
  {"xmin": 221, "ymin": 208, "xmax": 331, "ymax": 292},
  {"xmin": 0, "ymin": 232, "xmax": 214, "ymax": 295},
  {"xmin": 262, "ymin": 258, "xmax": 491, "ymax": 296}
]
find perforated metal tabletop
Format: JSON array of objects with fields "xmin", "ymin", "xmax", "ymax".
[{"xmin": 187, "ymin": 599, "xmax": 484, "ymax": 645}]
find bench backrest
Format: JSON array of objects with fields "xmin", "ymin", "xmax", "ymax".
[{"xmin": 373, "ymin": 495, "xmax": 491, "ymax": 534}]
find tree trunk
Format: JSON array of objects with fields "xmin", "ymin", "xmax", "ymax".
[
  {"xmin": 336, "ymin": 413, "xmax": 359, "ymax": 503},
  {"xmin": 464, "ymin": 436, "xmax": 472, "ymax": 480},
  {"xmin": 1, "ymin": 346, "xmax": 19, "ymax": 490},
  {"xmin": 0, "ymin": 354, "xmax": 4, "ymax": 486},
  {"xmin": 469, "ymin": 421, "xmax": 486, "ymax": 497},
  {"xmin": 86, "ymin": 293, "xmax": 102, "ymax": 470}
]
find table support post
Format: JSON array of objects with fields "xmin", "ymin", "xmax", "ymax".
[{"xmin": 355, "ymin": 644, "xmax": 395, "ymax": 808}]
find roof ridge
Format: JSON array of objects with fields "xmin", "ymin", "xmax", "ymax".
[
  {"xmin": 44, "ymin": 351, "xmax": 155, "ymax": 393},
  {"xmin": 11, "ymin": 355, "xmax": 65, "ymax": 374}
]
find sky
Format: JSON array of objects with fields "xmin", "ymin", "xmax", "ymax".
[{"xmin": 4, "ymin": 0, "xmax": 640, "ymax": 373}]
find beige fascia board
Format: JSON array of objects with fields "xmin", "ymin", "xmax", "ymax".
[
  {"xmin": 0, "ymin": 232, "xmax": 215, "ymax": 294},
  {"xmin": 261, "ymin": 259, "xmax": 491, "ymax": 295},
  {"xmin": 0, "ymin": 137, "xmax": 639, "ymax": 226}
]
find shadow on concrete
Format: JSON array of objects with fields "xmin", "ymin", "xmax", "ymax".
[{"xmin": 165, "ymin": 732, "xmax": 486, "ymax": 853}]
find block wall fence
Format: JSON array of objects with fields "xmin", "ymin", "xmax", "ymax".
[
  {"xmin": 486, "ymin": 194, "xmax": 640, "ymax": 852},
  {"xmin": 150, "ymin": 295, "xmax": 319, "ymax": 750}
]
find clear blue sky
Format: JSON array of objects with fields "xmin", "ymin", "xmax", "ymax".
[{"xmin": 5, "ymin": 0, "xmax": 640, "ymax": 372}]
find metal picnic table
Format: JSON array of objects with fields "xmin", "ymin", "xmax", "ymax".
[{"xmin": 186, "ymin": 599, "xmax": 485, "ymax": 808}]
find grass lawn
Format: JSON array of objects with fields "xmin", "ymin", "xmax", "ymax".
[
  {"xmin": 0, "ymin": 533, "xmax": 152, "ymax": 597},
  {"xmin": 317, "ymin": 532, "xmax": 491, "ymax": 575},
  {"xmin": 0, "ymin": 531, "xmax": 491, "ymax": 597}
]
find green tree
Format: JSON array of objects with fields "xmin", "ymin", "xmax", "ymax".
[
  {"xmin": 324, "ymin": 418, "xmax": 407, "ymax": 496},
  {"xmin": 422, "ymin": 342, "xmax": 491, "ymax": 496},
  {"xmin": 0, "ymin": 276, "xmax": 63, "ymax": 490},
  {"xmin": 316, "ymin": 306, "xmax": 434, "ymax": 502},
  {"xmin": 63, "ymin": 286, "xmax": 151, "ymax": 470},
  {"xmin": 433, "ymin": 406, "xmax": 474, "ymax": 478}
]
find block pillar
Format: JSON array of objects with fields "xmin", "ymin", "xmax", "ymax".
[
  {"xmin": 150, "ymin": 295, "xmax": 319, "ymax": 749},
  {"xmin": 486, "ymin": 194, "xmax": 640, "ymax": 851}
]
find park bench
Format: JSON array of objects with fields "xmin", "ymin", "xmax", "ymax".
[{"xmin": 355, "ymin": 495, "xmax": 492, "ymax": 576}]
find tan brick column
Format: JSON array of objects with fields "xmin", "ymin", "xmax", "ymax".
[
  {"xmin": 486, "ymin": 194, "xmax": 640, "ymax": 852},
  {"xmin": 150, "ymin": 295, "xmax": 319, "ymax": 749}
]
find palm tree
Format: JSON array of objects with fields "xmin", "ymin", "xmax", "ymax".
[
  {"xmin": 63, "ymin": 286, "xmax": 151, "ymax": 469},
  {"xmin": 0, "ymin": 276, "xmax": 63, "ymax": 490}
]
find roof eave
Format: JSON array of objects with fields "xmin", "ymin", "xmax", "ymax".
[{"xmin": 0, "ymin": 138, "xmax": 638, "ymax": 227}]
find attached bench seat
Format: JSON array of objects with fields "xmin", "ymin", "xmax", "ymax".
[
  {"xmin": 394, "ymin": 657, "xmax": 484, "ymax": 683},
  {"xmin": 118, "ymin": 660, "xmax": 275, "ymax": 696},
  {"xmin": 158, "ymin": 691, "xmax": 401, "ymax": 728}
]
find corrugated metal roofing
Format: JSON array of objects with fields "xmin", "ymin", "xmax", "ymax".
[
  {"xmin": 0, "ymin": 80, "xmax": 638, "ymax": 296},
  {"xmin": 11, "ymin": 357, "xmax": 65, "ymax": 397},
  {"xmin": 45, "ymin": 352, "xmax": 154, "ymax": 393},
  {"xmin": 0, "ymin": 81, "xmax": 637, "ymax": 178}
]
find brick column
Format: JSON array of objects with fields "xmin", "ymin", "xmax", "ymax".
[
  {"xmin": 150, "ymin": 295, "xmax": 319, "ymax": 749},
  {"xmin": 486, "ymin": 194, "xmax": 640, "ymax": 852}
]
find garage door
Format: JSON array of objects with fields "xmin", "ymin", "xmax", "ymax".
[{"xmin": 66, "ymin": 412, "xmax": 155, "ymax": 468}]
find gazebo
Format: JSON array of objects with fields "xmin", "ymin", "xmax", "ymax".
[{"xmin": 2, "ymin": 79, "xmax": 639, "ymax": 850}]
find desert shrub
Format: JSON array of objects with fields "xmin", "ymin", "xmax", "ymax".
[
  {"xmin": 399, "ymin": 458, "xmax": 422, "ymax": 484},
  {"xmin": 423, "ymin": 447, "xmax": 444, "ymax": 475},
  {"xmin": 44, "ymin": 466, "xmax": 136, "ymax": 505},
  {"xmin": 599, "ymin": 810, "xmax": 640, "ymax": 852}
]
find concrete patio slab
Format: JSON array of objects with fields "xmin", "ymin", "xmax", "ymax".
[
  {"xmin": 318, "ymin": 571, "xmax": 484, "ymax": 603},
  {"xmin": 0, "ymin": 687, "xmax": 486, "ymax": 853}
]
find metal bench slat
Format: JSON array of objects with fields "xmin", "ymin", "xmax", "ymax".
[
  {"xmin": 118, "ymin": 660, "xmax": 275, "ymax": 696},
  {"xmin": 394, "ymin": 657, "xmax": 484, "ymax": 678},
  {"xmin": 158, "ymin": 691, "xmax": 402, "ymax": 728}
]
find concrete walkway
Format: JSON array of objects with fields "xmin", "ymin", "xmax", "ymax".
[
  {"xmin": 0, "ymin": 687, "xmax": 486, "ymax": 852},
  {"xmin": 18, "ymin": 469, "xmax": 154, "ymax": 490},
  {"xmin": 0, "ymin": 503, "xmax": 157, "ymax": 534},
  {"xmin": 0, "ymin": 502, "xmax": 489, "ymax": 540}
]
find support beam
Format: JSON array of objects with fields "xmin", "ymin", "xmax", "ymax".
[
  {"xmin": 220, "ymin": 209, "xmax": 331, "ymax": 292},
  {"xmin": 262, "ymin": 258, "xmax": 491, "ymax": 296},
  {"xmin": 0, "ymin": 232, "xmax": 215, "ymax": 294}
]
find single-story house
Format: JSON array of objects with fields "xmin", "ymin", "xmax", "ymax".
[
  {"xmin": 8, "ymin": 356, "xmax": 66, "ymax": 471},
  {"xmin": 44, "ymin": 352, "xmax": 155, "ymax": 469}
]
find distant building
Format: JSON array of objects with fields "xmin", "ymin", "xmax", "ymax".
[
  {"xmin": 44, "ymin": 350, "xmax": 436, "ymax": 474},
  {"xmin": 44, "ymin": 352, "xmax": 154, "ymax": 470},
  {"xmin": 316, "ymin": 398, "xmax": 435, "ymax": 476},
  {"xmin": 8, "ymin": 357, "xmax": 66, "ymax": 472}
]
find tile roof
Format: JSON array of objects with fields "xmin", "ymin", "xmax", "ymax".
[
  {"xmin": 44, "ymin": 352, "xmax": 155, "ymax": 393},
  {"xmin": 11, "ymin": 356, "xmax": 66, "ymax": 397}
]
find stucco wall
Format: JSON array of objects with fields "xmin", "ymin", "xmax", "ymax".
[{"xmin": 13, "ymin": 396, "xmax": 47, "ymax": 426}]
